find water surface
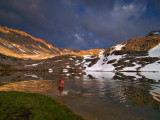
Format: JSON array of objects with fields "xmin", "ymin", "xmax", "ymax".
[{"xmin": 0, "ymin": 71, "xmax": 160, "ymax": 120}]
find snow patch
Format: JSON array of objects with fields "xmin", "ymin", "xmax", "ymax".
[
  {"xmin": 148, "ymin": 43, "xmax": 160, "ymax": 57},
  {"xmin": 66, "ymin": 74, "xmax": 70, "ymax": 76},
  {"xmin": 66, "ymin": 65, "xmax": 71, "ymax": 68},
  {"xmin": 153, "ymin": 32, "xmax": 160, "ymax": 35},
  {"xmin": 75, "ymin": 60, "xmax": 81, "ymax": 66},
  {"xmin": 125, "ymin": 60, "xmax": 130, "ymax": 62},
  {"xmin": 114, "ymin": 43, "xmax": 126, "ymax": 51},
  {"xmin": 72, "ymin": 56, "xmax": 76, "ymax": 58},
  {"xmin": 86, "ymin": 50, "xmax": 126, "ymax": 71},
  {"xmin": 7, "ymin": 45, "xmax": 13, "ymax": 48},
  {"xmin": 75, "ymin": 63, "xmax": 81, "ymax": 66},
  {"xmin": 75, "ymin": 76, "xmax": 80, "ymax": 79},
  {"xmin": 48, "ymin": 69, "xmax": 53, "ymax": 73},
  {"xmin": 25, "ymin": 64, "xmax": 39, "ymax": 67},
  {"xmin": 83, "ymin": 55, "xmax": 92, "ymax": 59},
  {"xmin": 121, "ymin": 72, "xmax": 142, "ymax": 79},
  {"xmin": 2, "ymin": 43, "xmax": 8, "ymax": 47},
  {"xmin": 27, "ymin": 49, "xmax": 35, "ymax": 54},
  {"xmin": 63, "ymin": 69, "xmax": 68, "ymax": 72},
  {"xmin": 69, "ymin": 58, "xmax": 73, "ymax": 60},
  {"xmin": 140, "ymin": 60, "xmax": 160, "ymax": 71},
  {"xmin": 54, "ymin": 60, "xmax": 62, "ymax": 62},
  {"xmin": 123, "ymin": 64, "xmax": 141, "ymax": 71},
  {"xmin": 76, "ymin": 60, "xmax": 80, "ymax": 63},
  {"xmin": 38, "ymin": 45, "xmax": 42, "ymax": 48},
  {"xmin": 19, "ymin": 48, "xmax": 26, "ymax": 53},
  {"xmin": 25, "ymin": 74, "xmax": 38, "ymax": 78}
]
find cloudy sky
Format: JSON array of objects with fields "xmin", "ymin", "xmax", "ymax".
[{"xmin": 0, "ymin": 0, "xmax": 160, "ymax": 50}]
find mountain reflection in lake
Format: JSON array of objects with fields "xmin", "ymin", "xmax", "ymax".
[{"xmin": 0, "ymin": 71, "xmax": 160, "ymax": 120}]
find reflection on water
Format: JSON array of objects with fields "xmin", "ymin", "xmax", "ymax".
[{"xmin": 0, "ymin": 71, "xmax": 160, "ymax": 120}]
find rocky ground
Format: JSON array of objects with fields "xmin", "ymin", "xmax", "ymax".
[{"xmin": 0, "ymin": 26, "xmax": 160, "ymax": 73}]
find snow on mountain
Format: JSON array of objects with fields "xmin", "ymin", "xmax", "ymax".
[
  {"xmin": 0, "ymin": 26, "xmax": 160, "ymax": 72},
  {"xmin": 147, "ymin": 30, "xmax": 160, "ymax": 37},
  {"xmin": 140, "ymin": 60, "xmax": 160, "ymax": 71},
  {"xmin": 85, "ymin": 44, "xmax": 126, "ymax": 71},
  {"xmin": 83, "ymin": 35, "xmax": 160, "ymax": 72},
  {"xmin": 0, "ymin": 26, "xmax": 61, "ymax": 59},
  {"xmin": 114, "ymin": 43, "xmax": 126, "ymax": 50},
  {"xmin": 153, "ymin": 32, "xmax": 160, "ymax": 36},
  {"xmin": 148, "ymin": 43, "xmax": 160, "ymax": 57},
  {"xmin": 85, "ymin": 43, "xmax": 127, "ymax": 71}
]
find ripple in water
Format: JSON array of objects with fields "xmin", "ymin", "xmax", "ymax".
[{"xmin": 0, "ymin": 71, "xmax": 160, "ymax": 120}]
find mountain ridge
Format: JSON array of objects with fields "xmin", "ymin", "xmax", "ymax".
[
  {"xmin": 0, "ymin": 26, "xmax": 62, "ymax": 59},
  {"xmin": 85, "ymin": 35, "xmax": 160, "ymax": 72},
  {"xmin": 0, "ymin": 26, "xmax": 160, "ymax": 72}
]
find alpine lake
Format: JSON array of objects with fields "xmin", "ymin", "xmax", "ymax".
[{"xmin": 0, "ymin": 71, "xmax": 160, "ymax": 120}]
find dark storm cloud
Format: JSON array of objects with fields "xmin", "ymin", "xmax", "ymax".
[
  {"xmin": 77, "ymin": 0, "xmax": 160, "ymax": 47},
  {"xmin": 0, "ymin": 9, "xmax": 23, "ymax": 25},
  {"xmin": 0, "ymin": 0, "xmax": 160, "ymax": 49},
  {"xmin": 70, "ymin": 0, "xmax": 116, "ymax": 11},
  {"xmin": 0, "ymin": 0, "xmax": 50, "ymax": 30}
]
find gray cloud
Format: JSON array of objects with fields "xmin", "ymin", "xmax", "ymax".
[
  {"xmin": 0, "ymin": 9, "xmax": 23, "ymax": 26},
  {"xmin": 70, "ymin": 0, "xmax": 116, "ymax": 11},
  {"xmin": 0, "ymin": 0, "xmax": 160, "ymax": 49}
]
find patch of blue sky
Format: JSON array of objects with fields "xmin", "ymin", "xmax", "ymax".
[
  {"xmin": 77, "ymin": 4, "xmax": 86, "ymax": 14},
  {"xmin": 140, "ymin": 2, "xmax": 160, "ymax": 20},
  {"xmin": 88, "ymin": 32, "xmax": 94, "ymax": 37}
]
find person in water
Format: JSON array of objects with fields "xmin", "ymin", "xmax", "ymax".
[{"xmin": 57, "ymin": 78, "xmax": 64, "ymax": 95}]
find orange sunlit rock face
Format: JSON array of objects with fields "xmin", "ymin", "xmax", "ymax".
[
  {"xmin": 0, "ymin": 26, "xmax": 62, "ymax": 60},
  {"xmin": 0, "ymin": 26, "xmax": 104, "ymax": 60}
]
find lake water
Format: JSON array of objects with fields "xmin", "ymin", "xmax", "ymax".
[{"xmin": 0, "ymin": 71, "xmax": 160, "ymax": 120}]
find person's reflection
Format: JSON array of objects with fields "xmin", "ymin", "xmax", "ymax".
[{"xmin": 57, "ymin": 78, "xmax": 64, "ymax": 95}]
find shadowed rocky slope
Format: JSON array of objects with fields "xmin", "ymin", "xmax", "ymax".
[
  {"xmin": 85, "ymin": 35, "xmax": 160, "ymax": 71},
  {"xmin": 0, "ymin": 26, "xmax": 160, "ymax": 72},
  {"xmin": 0, "ymin": 26, "xmax": 61, "ymax": 59}
]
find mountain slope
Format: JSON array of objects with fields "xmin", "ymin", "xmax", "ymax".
[
  {"xmin": 84, "ymin": 35, "xmax": 160, "ymax": 71},
  {"xmin": 0, "ymin": 26, "xmax": 160, "ymax": 72},
  {"xmin": 0, "ymin": 26, "xmax": 61, "ymax": 59},
  {"xmin": 0, "ymin": 26, "xmax": 103, "ymax": 74}
]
